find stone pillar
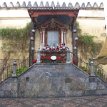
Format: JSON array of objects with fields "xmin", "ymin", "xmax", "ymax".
[
  {"xmin": 37, "ymin": 48, "xmax": 41, "ymax": 64},
  {"xmin": 61, "ymin": 30, "xmax": 64, "ymax": 44},
  {"xmin": 90, "ymin": 60, "xmax": 95, "ymax": 76},
  {"xmin": 42, "ymin": 29, "xmax": 45, "ymax": 47},
  {"xmin": 63, "ymin": 31, "xmax": 66, "ymax": 44},
  {"xmin": 66, "ymin": 50, "xmax": 71, "ymax": 63},
  {"xmin": 29, "ymin": 28, "xmax": 36, "ymax": 66},
  {"xmin": 88, "ymin": 60, "xmax": 97, "ymax": 90},
  {"xmin": 40, "ymin": 31, "xmax": 43, "ymax": 49},
  {"xmin": 72, "ymin": 21, "xmax": 78, "ymax": 66},
  {"xmin": 12, "ymin": 61, "xmax": 17, "ymax": 77}
]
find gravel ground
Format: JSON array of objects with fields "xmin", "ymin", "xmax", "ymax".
[{"xmin": 0, "ymin": 96, "xmax": 107, "ymax": 107}]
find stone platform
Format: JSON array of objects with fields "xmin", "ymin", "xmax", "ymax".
[{"xmin": 0, "ymin": 64, "xmax": 107, "ymax": 98}]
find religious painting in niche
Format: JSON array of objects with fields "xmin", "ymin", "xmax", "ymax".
[{"xmin": 47, "ymin": 31, "xmax": 59, "ymax": 47}]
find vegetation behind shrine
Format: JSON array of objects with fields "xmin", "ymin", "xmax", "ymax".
[
  {"xmin": 0, "ymin": 23, "xmax": 31, "ymax": 60},
  {"xmin": 0, "ymin": 22, "xmax": 104, "ymax": 77}
]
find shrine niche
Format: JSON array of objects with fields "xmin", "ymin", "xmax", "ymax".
[
  {"xmin": 28, "ymin": 8, "xmax": 79, "ymax": 65},
  {"xmin": 38, "ymin": 18, "xmax": 68, "ymax": 63},
  {"xmin": 39, "ymin": 18, "xmax": 67, "ymax": 47}
]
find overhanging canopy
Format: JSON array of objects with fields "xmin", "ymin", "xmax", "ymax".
[{"xmin": 28, "ymin": 8, "xmax": 79, "ymax": 28}]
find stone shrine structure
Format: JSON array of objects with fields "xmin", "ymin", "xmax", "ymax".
[{"xmin": 0, "ymin": 1, "xmax": 107, "ymax": 98}]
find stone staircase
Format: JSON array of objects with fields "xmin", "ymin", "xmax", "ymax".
[{"xmin": 0, "ymin": 63, "xmax": 107, "ymax": 98}]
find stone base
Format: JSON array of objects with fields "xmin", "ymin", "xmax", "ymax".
[{"xmin": 0, "ymin": 64, "xmax": 107, "ymax": 98}]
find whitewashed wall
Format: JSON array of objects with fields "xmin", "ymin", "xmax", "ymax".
[
  {"xmin": 0, "ymin": 8, "xmax": 106, "ymax": 59},
  {"xmin": 0, "ymin": 9, "xmax": 31, "ymax": 28}
]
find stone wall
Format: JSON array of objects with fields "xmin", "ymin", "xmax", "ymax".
[
  {"xmin": 0, "ymin": 9, "xmax": 31, "ymax": 28},
  {"xmin": 17, "ymin": 64, "xmax": 88, "ymax": 97},
  {"xmin": 77, "ymin": 9, "xmax": 106, "ymax": 42},
  {"xmin": 0, "ymin": 64, "xmax": 107, "ymax": 98},
  {"xmin": 0, "ymin": 77, "xmax": 18, "ymax": 97}
]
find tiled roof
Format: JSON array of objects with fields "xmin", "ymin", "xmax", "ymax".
[{"xmin": 0, "ymin": 1, "xmax": 104, "ymax": 9}]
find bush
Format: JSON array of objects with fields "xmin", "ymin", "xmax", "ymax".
[{"xmin": 16, "ymin": 66, "xmax": 28, "ymax": 76}]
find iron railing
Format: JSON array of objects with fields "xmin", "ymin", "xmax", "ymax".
[
  {"xmin": 0, "ymin": 58, "xmax": 29, "ymax": 83},
  {"xmin": 0, "ymin": 51, "xmax": 107, "ymax": 83},
  {"xmin": 95, "ymin": 65, "xmax": 107, "ymax": 82}
]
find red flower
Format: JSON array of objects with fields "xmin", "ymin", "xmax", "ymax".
[
  {"xmin": 32, "ymin": 59, "xmax": 37, "ymax": 63},
  {"xmin": 73, "ymin": 59, "xmax": 78, "ymax": 65},
  {"xmin": 57, "ymin": 56, "xmax": 62, "ymax": 60},
  {"xmin": 47, "ymin": 56, "xmax": 51, "ymax": 60},
  {"xmin": 41, "ymin": 56, "xmax": 51, "ymax": 60}
]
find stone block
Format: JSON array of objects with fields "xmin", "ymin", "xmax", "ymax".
[
  {"xmin": 89, "ymin": 76, "xmax": 96, "ymax": 82},
  {"xmin": 96, "ymin": 89, "xmax": 107, "ymax": 95},
  {"xmin": 0, "ymin": 90, "xmax": 4, "ymax": 97},
  {"xmin": 84, "ymin": 90, "xmax": 96, "ymax": 95},
  {"xmin": 70, "ymin": 90, "xmax": 83, "ymax": 96}
]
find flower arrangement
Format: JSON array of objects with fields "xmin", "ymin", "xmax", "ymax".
[
  {"xmin": 32, "ymin": 59, "xmax": 37, "ymax": 63},
  {"xmin": 42, "ymin": 43, "xmax": 69, "ymax": 52},
  {"xmin": 40, "ymin": 44, "xmax": 69, "ymax": 63}
]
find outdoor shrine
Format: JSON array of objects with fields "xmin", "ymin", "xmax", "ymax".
[
  {"xmin": 28, "ymin": 7, "xmax": 79, "ymax": 66},
  {"xmin": 0, "ymin": 1, "xmax": 107, "ymax": 98}
]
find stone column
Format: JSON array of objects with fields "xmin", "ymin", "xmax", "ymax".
[
  {"xmin": 42, "ymin": 29, "xmax": 45, "ymax": 47},
  {"xmin": 63, "ymin": 31, "xmax": 66, "ymax": 44},
  {"xmin": 90, "ymin": 60, "xmax": 95, "ymax": 76},
  {"xmin": 61, "ymin": 30, "xmax": 64, "ymax": 44},
  {"xmin": 88, "ymin": 60, "xmax": 97, "ymax": 90},
  {"xmin": 66, "ymin": 50, "xmax": 71, "ymax": 63},
  {"xmin": 37, "ymin": 48, "xmax": 41, "ymax": 63},
  {"xmin": 12, "ymin": 61, "xmax": 17, "ymax": 77},
  {"xmin": 40, "ymin": 31, "xmax": 43, "ymax": 49},
  {"xmin": 29, "ymin": 28, "xmax": 36, "ymax": 66},
  {"xmin": 72, "ymin": 21, "xmax": 78, "ymax": 66}
]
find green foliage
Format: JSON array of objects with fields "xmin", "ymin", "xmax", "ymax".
[
  {"xmin": 0, "ymin": 22, "xmax": 31, "ymax": 59},
  {"xmin": 0, "ymin": 23, "xmax": 31, "ymax": 40},
  {"xmin": 76, "ymin": 22, "xmax": 102, "ymax": 76},
  {"xmin": 76, "ymin": 22, "xmax": 102, "ymax": 59},
  {"xmin": 79, "ymin": 34, "xmax": 94, "ymax": 45},
  {"xmin": 78, "ymin": 33, "xmax": 102, "ymax": 57},
  {"xmin": 16, "ymin": 66, "xmax": 28, "ymax": 76},
  {"xmin": 95, "ymin": 65, "xmax": 107, "ymax": 81}
]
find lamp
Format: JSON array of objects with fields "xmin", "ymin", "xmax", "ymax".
[
  {"xmin": 74, "ymin": 37, "xmax": 78, "ymax": 40},
  {"xmin": 32, "ymin": 29, "xmax": 35, "ymax": 33},
  {"xmin": 73, "ymin": 46, "xmax": 77, "ymax": 50},
  {"xmin": 31, "ymin": 47, "xmax": 34, "ymax": 50},
  {"xmin": 73, "ymin": 29, "xmax": 77, "ymax": 33},
  {"xmin": 30, "ymin": 36, "xmax": 34, "ymax": 40}
]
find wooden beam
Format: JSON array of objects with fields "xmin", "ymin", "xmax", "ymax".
[{"xmin": 28, "ymin": 9, "xmax": 79, "ymax": 18}]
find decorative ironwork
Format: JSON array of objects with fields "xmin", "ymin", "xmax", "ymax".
[{"xmin": 0, "ymin": 58, "xmax": 29, "ymax": 83}]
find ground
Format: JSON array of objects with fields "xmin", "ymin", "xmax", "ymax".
[{"xmin": 0, "ymin": 96, "xmax": 107, "ymax": 107}]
